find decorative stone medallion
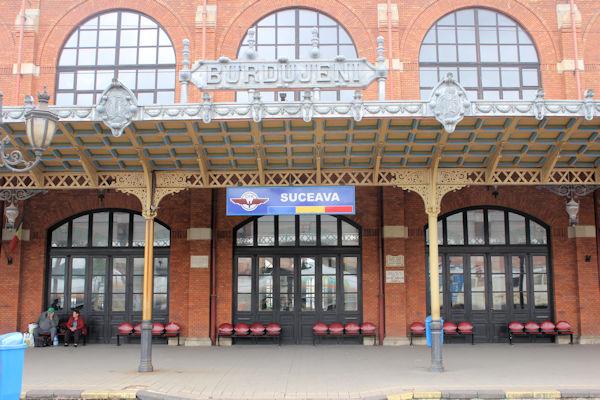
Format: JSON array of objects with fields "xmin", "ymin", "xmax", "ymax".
[
  {"xmin": 428, "ymin": 73, "xmax": 470, "ymax": 133},
  {"xmin": 96, "ymin": 79, "xmax": 139, "ymax": 137}
]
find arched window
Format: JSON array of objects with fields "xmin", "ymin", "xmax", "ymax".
[
  {"xmin": 425, "ymin": 207, "xmax": 551, "ymax": 343},
  {"xmin": 48, "ymin": 209, "xmax": 170, "ymax": 343},
  {"xmin": 419, "ymin": 8, "xmax": 540, "ymax": 101},
  {"xmin": 236, "ymin": 8, "xmax": 358, "ymax": 102},
  {"xmin": 56, "ymin": 10, "xmax": 176, "ymax": 106}
]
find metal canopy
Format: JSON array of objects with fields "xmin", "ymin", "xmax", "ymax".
[{"xmin": 0, "ymin": 95, "xmax": 599, "ymax": 190}]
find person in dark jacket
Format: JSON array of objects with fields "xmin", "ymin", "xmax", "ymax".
[
  {"xmin": 64, "ymin": 310, "xmax": 85, "ymax": 347},
  {"xmin": 34, "ymin": 307, "xmax": 59, "ymax": 346}
]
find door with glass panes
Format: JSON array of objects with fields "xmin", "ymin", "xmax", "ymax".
[
  {"xmin": 47, "ymin": 210, "xmax": 170, "ymax": 343},
  {"xmin": 427, "ymin": 207, "xmax": 551, "ymax": 343},
  {"xmin": 234, "ymin": 215, "xmax": 362, "ymax": 344}
]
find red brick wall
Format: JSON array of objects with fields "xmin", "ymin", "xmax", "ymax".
[
  {"xmin": 396, "ymin": 185, "xmax": 600, "ymax": 337},
  {"xmin": 1, "ymin": 185, "xmax": 600, "ymax": 340},
  {"xmin": 1, "ymin": 1, "xmax": 600, "ymax": 340},
  {"xmin": 1, "ymin": 0, "xmax": 600, "ymax": 103}
]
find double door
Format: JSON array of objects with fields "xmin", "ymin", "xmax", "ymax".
[
  {"xmin": 48, "ymin": 254, "xmax": 169, "ymax": 343},
  {"xmin": 435, "ymin": 252, "xmax": 551, "ymax": 342},
  {"xmin": 234, "ymin": 253, "xmax": 361, "ymax": 344}
]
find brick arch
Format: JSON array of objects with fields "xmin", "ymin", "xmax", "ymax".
[
  {"xmin": 217, "ymin": 0, "xmax": 376, "ymax": 61},
  {"xmin": 440, "ymin": 186, "xmax": 569, "ymax": 228},
  {"xmin": 36, "ymin": 0, "xmax": 190, "ymax": 95},
  {"xmin": 583, "ymin": 10, "xmax": 600, "ymax": 63},
  {"xmin": 399, "ymin": 0, "xmax": 559, "ymax": 66}
]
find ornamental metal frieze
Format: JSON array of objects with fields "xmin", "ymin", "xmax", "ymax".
[
  {"xmin": 428, "ymin": 73, "xmax": 470, "ymax": 133},
  {"xmin": 96, "ymin": 79, "xmax": 139, "ymax": 137}
]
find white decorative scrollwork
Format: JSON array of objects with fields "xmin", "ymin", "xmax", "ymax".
[
  {"xmin": 301, "ymin": 92, "xmax": 313, "ymax": 122},
  {"xmin": 584, "ymin": 89, "xmax": 595, "ymax": 121},
  {"xmin": 428, "ymin": 73, "xmax": 470, "ymax": 133},
  {"xmin": 200, "ymin": 92, "xmax": 213, "ymax": 123},
  {"xmin": 96, "ymin": 79, "xmax": 138, "ymax": 137},
  {"xmin": 250, "ymin": 90, "xmax": 263, "ymax": 123},
  {"xmin": 351, "ymin": 91, "xmax": 364, "ymax": 122},
  {"xmin": 533, "ymin": 89, "xmax": 545, "ymax": 121}
]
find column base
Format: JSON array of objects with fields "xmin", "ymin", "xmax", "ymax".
[
  {"xmin": 579, "ymin": 335, "xmax": 600, "ymax": 344},
  {"xmin": 138, "ymin": 320, "xmax": 154, "ymax": 373},
  {"xmin": 429, "ymin": 320, "xmax": 444, "ymax": 373},
  {"xmin": 184, "ymin": 337, "xmax": 212, "ymax": 346},
  {"xmin": 382, "ymin": 336, "xmax": 411, "ymax": 346},
  {"xmin": 362, "ymin": 336, "xmax": 377, "ymax": 346}
]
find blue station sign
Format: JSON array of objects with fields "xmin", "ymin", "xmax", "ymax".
[{"xmin": 226, "ymin": 186, "xmax": 355, "ymax": 216}]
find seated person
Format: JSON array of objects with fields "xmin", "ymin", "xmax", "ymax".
[
  {"xmin": 33, "ymin": 307, "xmax": 59, "ymax": 346},
  {"xmin": 64, "ymin": 310, "xmax": 85, "ymax": 347}
]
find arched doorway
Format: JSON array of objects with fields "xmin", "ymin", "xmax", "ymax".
[
  {"xmin": 425, "ymin": 207, "xmax": 552, "ymax": 342},
  {"xmin": 233, "ymin": 215, "xmax": 362, "ymax": 344},
  {"xmin": 47, "ymin": 209, "xmax": 171, "ymax": 343}
]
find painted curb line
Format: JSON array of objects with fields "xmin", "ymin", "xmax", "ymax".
[{"xmin": 388, "ymin": 390, "xmax": 600, "ymax": 400}]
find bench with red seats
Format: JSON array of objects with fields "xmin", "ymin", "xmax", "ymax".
[
  {"xmin": 508, "ymin": 320, "xmax": 574, "ymax": 344},
  {"xmin": 409, "ymin": 322, "xmax": 426, "ymax": 345},
  {"xmin": 410, "ymin": 321, "xmax": 474, "ymax": 345},
  {"xmin": 443, "ymin": 321, "xmax": 474, "ymax": 345},
  {"xmin": 217, "ymin": 322, "xmax": 282, "ymax": 345},
  {"xmin": 312, "ymin": 322, "xmax": 377, "ymax": 344},
  {"xmin": 116, "ymin": 321, "xmax": 181, "ymax": 345}
]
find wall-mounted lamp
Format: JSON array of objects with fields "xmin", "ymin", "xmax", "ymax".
[
  {"xmin": 0, "ymin": 89, "xmax": 58, "ymax": 172},
  {"xmin": 565, "ymin": 198, "xmax": 579, "ymax": 226}
]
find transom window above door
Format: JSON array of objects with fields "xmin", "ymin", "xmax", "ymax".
[
  {"xmin": 235, "ymin": 215, "xmax": 360, "ymax": 247},
  {"xmin": 50, "ymin": 210, "xmax": 170, "ymax": 248},
  {"xmin": 426, "ymin": 208, "xmax": 548, "ymax": 246}
]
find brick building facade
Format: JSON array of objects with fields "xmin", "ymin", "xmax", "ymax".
[{"xmin": 0, "ymin": 0, "xmax": 600, "ymax": 346}]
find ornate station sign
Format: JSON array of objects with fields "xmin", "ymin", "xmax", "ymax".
[
  {"xmin": 226, "ymin": 186, "xmax": 355, "ymax": 216},
  {"xmin": 191, "ymin": 57, "xmax": 384, "ymax": 91},
  {"xmin": 188, "ymin": 27, "xmax": 387, "ymax": 93}
]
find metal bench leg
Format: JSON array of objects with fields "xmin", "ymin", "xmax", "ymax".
[{"xmin": 117, "ymin": 335, "xmax": 120, "ymax": 346}]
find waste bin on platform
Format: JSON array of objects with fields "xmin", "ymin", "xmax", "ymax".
[
  {"xmin": 425, "ymin": 316, "xmax": 444, "ymax": 347},
  {"xmin": 0, "ymin": 332, "xmax": 27, "ymax": 400}
]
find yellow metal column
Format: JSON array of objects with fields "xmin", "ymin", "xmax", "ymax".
[
  {"xmin": 138, "ymin": 210, "xmax": 156, "ymax": 372},
  {"xmin": 427, "ymin": 212, "xmax": 441, "ymax": 321},
  {"xmin": 427, "ymin": 209, "xmax": 443, "ymax": 372}
]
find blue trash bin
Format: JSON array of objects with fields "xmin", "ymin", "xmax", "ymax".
[
  {"xmin": 425, "ymin": 316, "xmax": 444, "ymax": 347},
  {"xmin": 0, "ymin": 332, "xmax": 27, "ymax": 400}
]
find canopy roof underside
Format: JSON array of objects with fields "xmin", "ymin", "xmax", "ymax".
[{"xmin": 1, "ymin": 99, "xmax": 599, "ymax": 189}]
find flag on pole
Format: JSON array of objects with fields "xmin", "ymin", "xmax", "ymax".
[{"xmin": 9, "ymin": 220, "xmax": 23, "ymax": 253}]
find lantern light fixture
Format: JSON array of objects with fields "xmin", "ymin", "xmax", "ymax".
[
  {"xmin": 0, "ymin": 88, "xmax": 58, "ymax": 172},
  {"xmin": 4, "ymin": 202, "xmax": 18, "ymax": 229},
  {"xmin": 565, "ymin": 198, "xmax": 580, "ymax": 226}
]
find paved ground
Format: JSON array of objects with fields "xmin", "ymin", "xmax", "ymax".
[{"xmin": 22, "ymin": 343, "xmax": 600, "ymax": 399}]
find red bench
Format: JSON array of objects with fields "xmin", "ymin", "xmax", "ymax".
[
  {"xmin": 409, "ymin": 322, "xmax": 426, "ymax": 345},
  {"xmin": 217, "ymin": 322, "xmax": 282, "ymax": 345},
  {"xmin": 312, "ymin": 322, "xmax": 377, "ymax": 344},
  {"xmin": 444, "ymin": 321, "xmax": 474, "ymax": 345},
  {"xmin": 508, "ymin": 320, "xmax": 574, "ymax": 344},
  {"xmin": 117, "ymin": 321, "xmax": 181, "ymax": 345},
  {"xmin": 409, "ymin": 321, "xmax": 474, "ymax": 345}
]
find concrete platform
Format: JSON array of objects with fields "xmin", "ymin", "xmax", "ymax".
[{"xmin": 21, "ymin": 343, "xmax": 600, "ymax": 399}]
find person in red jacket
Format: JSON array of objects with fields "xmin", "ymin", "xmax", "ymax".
[{"xmin": 64, "ymin": 310, "xmax": 85, "ymax": 347}]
